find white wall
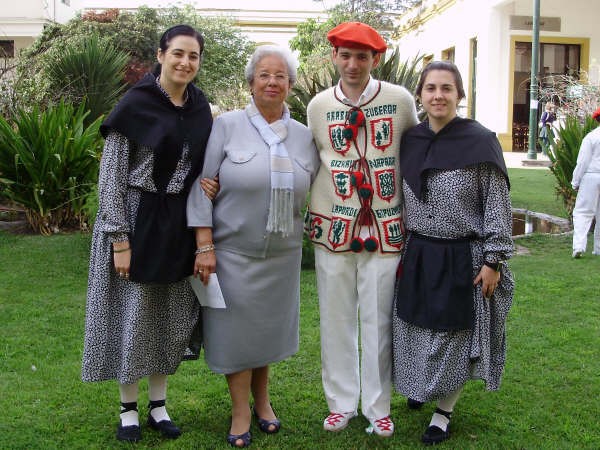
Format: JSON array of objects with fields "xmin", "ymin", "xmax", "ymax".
[
  {"xmin": 394, "ymin": 0, "xmax": 600, "ymax": 143},
  {"xmin": 0, "ymin": 0, "xmax": 81, "ymax": 60},
  {"xmin": 81, "ymin": 0, "xmax": 328, "ymax": 49},
  {"xmin": 513, "ymin": 0, "xmax": 600, "ymax": 85}
]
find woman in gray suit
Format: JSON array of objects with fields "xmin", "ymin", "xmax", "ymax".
[{"xmin": 187, "ymin": 45, "xmax": 318, "ymax": 448}]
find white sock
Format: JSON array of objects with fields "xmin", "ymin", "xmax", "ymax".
[
  {"xmin": 118, "ymin": 382, "xmax": 139, "ymax": 427},
  {"xmin": 150, "ymin": 405, "xmax": 171, "ymax": 422},
  {"xmin": 429, "ymin": 411, "xmax": 450, "ymax": 431},
  {"xmin": 148, "ymin": 374, "xmax": 171, "ymax": 422},
  {"xmin": 120, "ymin": 408, "xmax": 139, "ymax": 427},
  {"xmin": 430, "ymin": 387, "xmax": 462, "ymax": 431}
]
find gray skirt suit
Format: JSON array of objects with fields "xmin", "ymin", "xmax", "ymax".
[{"xmin": 187, "ymin": 109, "xmax": 318, "ymax": 374}]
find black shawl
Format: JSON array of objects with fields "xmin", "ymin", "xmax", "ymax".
[
  {"xmin": 401, "ymin": 117, "xmax": 509, "ymax": 200},
  {"xmin": 101, "ymin": 73, "xmax": 213, "ymax": 283},
  {"xmin": 101, "ymin": 73, "xmax": 212, "ymax": 191}
]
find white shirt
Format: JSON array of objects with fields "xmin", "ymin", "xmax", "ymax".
[
  {"xmin": 572, "ymin": 126, "xmax": 600, "ymax": 189},
  {"xmin": 334, "ymin": 76, "xmax": 379, "ymax": 107}
]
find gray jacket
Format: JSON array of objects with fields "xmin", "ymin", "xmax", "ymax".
[{"xmin": 187, "ymin": 109, "xmax": 319, "ymax": 257}]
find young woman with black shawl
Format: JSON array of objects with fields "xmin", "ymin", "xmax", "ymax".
[
  {"xmin": 392, "ymin": 61, "xmax": 514, "ymax": 445},
  {"xmin": 81, "ymin": 25, "xmax": 217, "ymax": 442}
]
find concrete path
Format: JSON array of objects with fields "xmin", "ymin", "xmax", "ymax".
[{"xmin": 503, "ymin": 151, "xmax": 551, "ymax": 169}]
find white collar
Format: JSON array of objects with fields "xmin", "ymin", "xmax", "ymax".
[{"xmin": 335, "ymin": 76, "xmax": 378, "ymax": 107}]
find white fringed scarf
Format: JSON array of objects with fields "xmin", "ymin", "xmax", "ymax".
[{"xmin": 246, "ymin": 100, "xmax": 294, "ymax": 235}]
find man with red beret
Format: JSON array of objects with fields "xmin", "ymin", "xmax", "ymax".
[
  {"xmin": 305, "ymin": 21, "xmax": 418, "ymax": 437},
  {"xmin": 571, "ymin": 106, "xmax": 600, "ymax": 258}
]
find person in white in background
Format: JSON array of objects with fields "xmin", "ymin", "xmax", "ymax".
[{"xmin": 571, "ymin": 106, "xmax": 600, "ymax": 258}]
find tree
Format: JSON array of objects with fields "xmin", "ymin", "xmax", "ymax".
[
  {"xmin": 3, "ymin": 8, "xmax": 161, "ymax": 120},
  {"xmin": 538, "ymin": 74, "xmax": 600, "ymax": 218},
  {"xmin": 291, "ymin": 0, "xmax": 421, "ymax": 71},
  {"xmin": 0, "ymin": 102, "xmax": 104, "ymax": 234},
  {"xmin": 158, "ymin": 4, "xmax": 254, "ymax": 108},
  {"xmin": 44, "ymin": 33, "xmax": 129, "ymax": 127},
  {"xmin": 3, "ymin": 5, "xmax": 254, "ymax": 116},
  {"xmin": 547, "ymin": 115, "xmax": 598, "ymax": 219}
]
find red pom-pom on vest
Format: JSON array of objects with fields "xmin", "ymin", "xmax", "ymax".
[
  {"xmin": 358, "ymin": 183, "xmax": 374, "ymax": 200},
  {"xmin": 351, "ymin": 171, "xmax": 364, "ymax": 187},
  {"xmin": 343, "ymin": 124, "xmax": 358, "ymax": 140},
  {"xmin": 350, "ymin": 237, "xmax": 364, "ymax": 252},
  {"xmin": 364, "ymin": 236, "xmax": 379, "ymax": 252},
  {"xmin": 353, "ymin": 109, "xmax": 365, "ymax": 127}
]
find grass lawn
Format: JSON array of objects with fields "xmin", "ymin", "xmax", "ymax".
[
  {"xmin": 1, "ymin": 168, "xmax": 599, "ymax": 449},
  {"xmin": 508, "ymin": 168, "xmax": 569, "ymax": 218}
]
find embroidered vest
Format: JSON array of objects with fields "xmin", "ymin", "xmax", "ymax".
[{"xmin": 306, "ymin": 81, "xmax": 417, "ymax": 253}]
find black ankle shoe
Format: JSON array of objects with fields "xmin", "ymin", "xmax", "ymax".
[
  {"xmin": 117, "ymin": 421, "xmax": 142, "ymax": 442},
  {"xmin": 421, "ymin": 408, "xmax": 451, "ymax": 445},
  {"xmin": 117, "ymin": 401, "xmax": 141, "ymax": 442},
  {"xmin": 148, "ymin": 400, "xmax": 181, "ymax": 439},
  {"xmin": 407, "ymin": 398, "xmax": 424, "ymax": 410},
  {"xmin": 421, "ymin": 425, "xmax": 450, "ymax": 445}
]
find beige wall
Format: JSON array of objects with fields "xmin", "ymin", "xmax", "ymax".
[
  {"xmin": 394, "ymin": 0, "xmax": 600, "ymax": 150},
  {"xmin": 0, "ymin": 0, "xmax": 78, "ymax": 67}
]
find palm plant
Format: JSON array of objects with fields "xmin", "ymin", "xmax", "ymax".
[
  {"xmin": 44, "ymin": 33, "xmax": 128, "ymax": 127},
  {"xmin": 372, "ymin": 48, "xmax": 422, "ymax": 91},
  {"xmin": 288, "ymin": 48, "xmax": 422, "ymax": 124},
  {"xmin": 0, "ymin": 102, "xmax": 103, "ymax": 234},
  {"xmin": 546, "ymin": 115, "xmax": 599, "ymax": 219},
  {"xmin": 288, "ymin": 65, "xmax": 338, "ymax": 124}
]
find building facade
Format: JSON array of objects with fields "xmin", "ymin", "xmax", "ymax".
[
  {"xmin": 394, "ymin": 0, "xmax": 600, "ymax": 151},
  {"xmin": 1, "ymin": 0, "xmax": 328, "ymax": 75},
  {"xmin": 0, "ymin": 0, "xmax": 82, "ymax": 72},
  {"xmin": 81, "ymin": 0, "xmax": 328, "ymax": 48}
]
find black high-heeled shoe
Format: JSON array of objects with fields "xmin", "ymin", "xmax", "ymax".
[
  {"xmin": 253, "ymin": 405, "xmax": 281, "ymax": 434},
  {"xmin": 227, "ymin": 430, "xmax": 252, "ymax": 447},
  {"xmin": 147, "ymin": 400, "xmax": 181, "ymax": 439}
]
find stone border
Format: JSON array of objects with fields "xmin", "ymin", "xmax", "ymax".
[{"xmin": 512, "ymin": 208, "xmax": 572, "ymax": 239}]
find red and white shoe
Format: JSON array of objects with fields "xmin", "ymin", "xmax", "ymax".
[
  {"xmin": 323, "ymin": 411, "xmax": 357, "ymax": 431},
  {"xmin": 367, "ymin": 416, "xmax": 394, "ymax": 437}
]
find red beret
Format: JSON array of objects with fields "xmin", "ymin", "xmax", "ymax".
[
  {"xmin": 327, "ymin": 22, "xmax": 387, "ymax": 53},
  {"xmin": 593, "ymin": 107, "xmax": 600, "ymax": 121}
]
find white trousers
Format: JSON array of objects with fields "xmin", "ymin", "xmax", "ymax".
[
  {"xmin": 572, "ymin": 172, "xmax": 600, "ymax": 254},
  {"xmin": 315, "ymin": 247, "xmax": 400, "ymax": 421}
]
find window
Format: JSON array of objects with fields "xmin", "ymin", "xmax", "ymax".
[
  {"xmin": 441, "ymin": 47, "xmax": 455, "ymax": 63},
  {"xmin": 541, "ymin": 43, "xmax": 580, "ymax": 79},
  {"xmin": 0, "ymin": 40, "xmax": 15, "ymax": 58},
  {"xmin": 511, "ymin": 41, "xmax": 582, "ymax": 150},
  {"xmin": 469, "ymin": 38, "xmax": 477, "ymax": 119}
]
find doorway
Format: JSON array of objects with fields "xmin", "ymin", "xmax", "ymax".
[{"xmin": 512, "ymin": 41, "xmax": 580, "ymax": 150}]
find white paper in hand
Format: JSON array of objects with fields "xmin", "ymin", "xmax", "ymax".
[{"xmin": 188, "ymin": 273, "xmax": 226, "ymax": 308}]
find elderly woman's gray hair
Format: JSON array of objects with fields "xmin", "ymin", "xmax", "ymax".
[{"xmin": 244, "ymin": 45, "xmax": 298, "ymax": 85}]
